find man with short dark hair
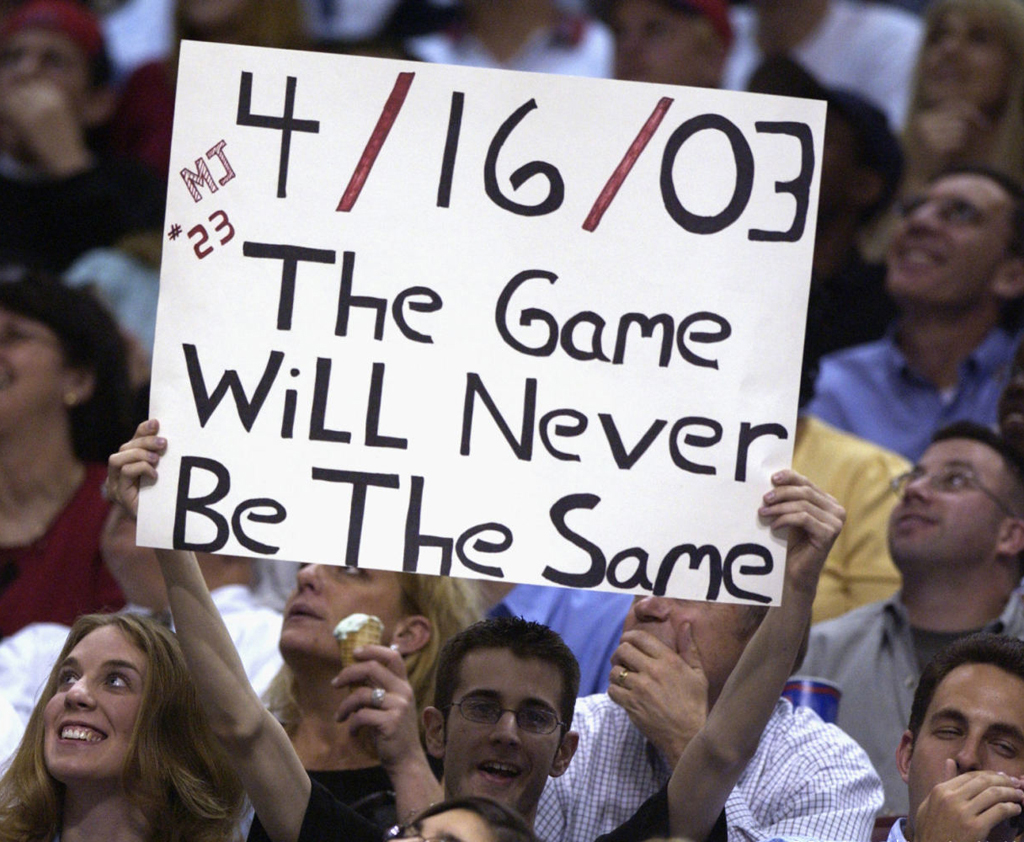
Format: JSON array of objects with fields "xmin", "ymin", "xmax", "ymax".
[
  {"xmin": 890, "ymin": 633, "xmax": 1024, "ymax": 842},
  {"xmin": 802, "ymin": 421, "xmax": 1024, "ymax": 816},
  {"xmin": 808, "ymin": 167, "xmax": 1024, "ymax": 461},
  {"xmin": 423, "ymin": 617, "xmax": 581, "ymax": 828}
]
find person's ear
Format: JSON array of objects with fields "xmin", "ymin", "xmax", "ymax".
[
  {"xmin": 548, "ymin": 729, "xmax": 578, "ymax": 778},
  {"xmin": 896, "ymin": 729, "xmax": 915, "ymax": 783},
  {"xmin": 81, "ymin": 85, "xmax": 116, "ymax": 129},
  {"xmin": 391, "ymin": 615, "xmax": 431, "ymax": 655},
  {"xmin": 61, "ymin": 366, "xmax": 95, "ymax": 408},
  {"xmin": 424, "ymin": 706, "xmax": 446, "ymax": 760},
  {"xmin": 995, "ymin": 514, "xmax": 1024, "ymax": 558},
  {"xmin": 991, "ymin": 256, "xmax": 1024, "ymax": 302}
]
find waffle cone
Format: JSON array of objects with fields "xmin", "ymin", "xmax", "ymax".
[{"xmin": 336, "ymin": 616, "xmax": 384, "ymax": 668}]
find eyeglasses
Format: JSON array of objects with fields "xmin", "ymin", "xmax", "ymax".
[
  {"xmin": 890, "ymin": 465, "xmax": 1021, "ymax": 518},
  {"xmin": 896, "ymin": 194, "xmax": 984, "ymax": 226},
  {"xmin": 446, "ymin": 697, "xmax": 564, "ymax": 735}
]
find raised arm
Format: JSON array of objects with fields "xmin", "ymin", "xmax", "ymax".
[
  {"xmin": 666, "ymin": 469, "xmax": 844, "ymax": 840},
  {"xmin": 108, "ymin": 420, "xmax": 311, "ymax": 842}
]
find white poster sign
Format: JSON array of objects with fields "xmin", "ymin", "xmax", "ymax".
[{"xmin": 139, "ymin": 40, "xmax": 825, "ymax": 605}]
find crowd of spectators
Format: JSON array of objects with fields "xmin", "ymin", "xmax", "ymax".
[{"xmin": 5, "ymin": 0, "xmax": 1024, "ymax": 840}]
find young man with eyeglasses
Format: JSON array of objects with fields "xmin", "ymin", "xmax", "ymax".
[
  {"xmin": 802, "ymin": 420, "xmax": 1024, "ymax": 817},
  {"xmin": 421, "ymin": 617, "xmax": 580, "ymax": 831},
  {"xmin": 807, "ymin": 166, "xmax": 1024, "ymax": 462}
]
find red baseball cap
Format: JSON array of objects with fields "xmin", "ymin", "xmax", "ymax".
[{"xmin": 1, "ymin": 0, "xmax": 105, "ymax": 61}]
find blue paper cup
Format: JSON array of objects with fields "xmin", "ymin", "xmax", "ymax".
[{"xmin": 783, "ymin": 676, "xmax": 842, "ymax": 723}]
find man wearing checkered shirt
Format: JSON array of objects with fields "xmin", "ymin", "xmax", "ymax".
[{"xmin": 535, "ymin": 587, "xmax": 883, "ymax": 842}]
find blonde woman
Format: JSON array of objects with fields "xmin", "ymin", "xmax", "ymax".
[
  {"xmin": 902, "ymin": 0, "xmax": 1024, "ymax": 194},
  {"xmin": 256, "ymin": 566, "xmax": 481, "ymax": 830}
]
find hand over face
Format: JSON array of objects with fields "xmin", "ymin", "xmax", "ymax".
[
  {"xmin": 913, "ymin": 761, "xmax": 1024, "ymax": 842},
  {"xmin": 0, "ymin": 75, "xmax": 90, "ymax": 173},
  {"xmin": 608, "ymin": 625, "xmax": 708, "ymax": 766}
]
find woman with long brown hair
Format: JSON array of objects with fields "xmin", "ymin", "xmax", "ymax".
[{"xmin": 0, "ymin": 612, "xmax": 245, "ymax": 842}]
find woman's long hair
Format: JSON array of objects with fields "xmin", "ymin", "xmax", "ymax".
[{"xmin": 0, "ymin": 613, "xmax": 245, "ymax": 842}]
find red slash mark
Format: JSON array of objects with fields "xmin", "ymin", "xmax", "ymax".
[
  {"xmin": 337, "ymin": 72, "xmax": 416, "ymax": 212},
  {"xmin": 583, "ymin": 97, "xmax": 674, "ymax": 232}
]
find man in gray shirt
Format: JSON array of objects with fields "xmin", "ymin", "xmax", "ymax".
[{"xmin": 802, "ymin": 420, "xmax": 1024, "ymax": 816}]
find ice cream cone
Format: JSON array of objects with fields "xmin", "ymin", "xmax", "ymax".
[
  {"xmin": 333, "ymin": 613, "xmax": 385, "ymax": 762},
  {"xmin": 334, "ymin": 613, "xmax": 384, "ymax": 667}
]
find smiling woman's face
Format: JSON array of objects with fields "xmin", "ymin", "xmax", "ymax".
[
  {"xmin": 42, "ymin": 626, "xmax": 147, "ymax": 791},
  {"xmin": 919, "ymin": 9, "xmax": 1014, "ymax": 112}
]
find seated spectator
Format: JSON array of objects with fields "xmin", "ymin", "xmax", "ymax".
[
  {"xmin": 901, "ymin": 0, "xmax": 1024, "ymax": 199},
  {"xmin": 606, "ymin": 0, "xmax": 732, "ymax": 89},
  {"xmin": 405, "ymin": 0, "xmax": 614, "ymax": 78},
  {"xmin": 801, "ymin": 422, "xmax": 1024, "ymax": 815},
  {"xmin": 251, "ymin": 562, "xmax": 481, "ymax": 831},
  {"xmin": 108, "ymin": 0, "xmax": 307, "ymax": 181},
  {"xmin": 723, "ymin": 0, "xmax": 923, "ymax": 130},
  {"xmin": 888, "ymin": 633, "xmax": 1024, "ymax": 842},
  {"xmin": 0, "ymin": 0, "xmax": 164, "ymax": 272},
  {"xmin": 807, "ymin": 165, "xmax": 1024, "ymax": 461},
  {"xmin": 860, "ymin": 0, "xmax": 1024, "ymax": 265},
  {"xmin": 0, "ymin": 274, "xmax": 132, "ymax": 638},
  {"xmin": 749, "ymin": 56, "xmax": 903, "ymax": 354},
  {"xmin": 535, "ymin": 578, "xmax": 882, "ymax": 841},
  {"xmin": 0, "ymin": 612, "xmax": 245, "ymax": 842},
  {"xmin": 108, "ymin": 419, "xmax": 848, "ymax": 842}
]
